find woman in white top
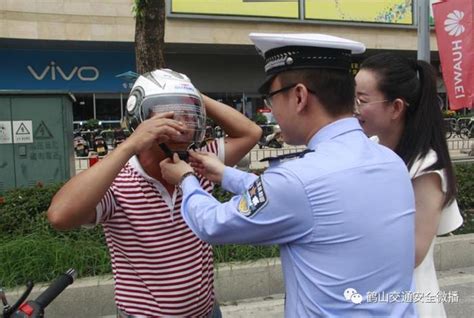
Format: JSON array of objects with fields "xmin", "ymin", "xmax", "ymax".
[{"xmin": 354, "ymin": 53, "xmax": 463, "ymax": 317}]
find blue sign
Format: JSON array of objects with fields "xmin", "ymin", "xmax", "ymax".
[{"xmin": 0, "ymin": 49, "xmax": 136, "ymax": 92}]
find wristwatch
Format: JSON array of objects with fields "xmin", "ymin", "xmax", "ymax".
[{"xmin": 178, "ymin": 171, "xmax": 197, "ymax": 191}]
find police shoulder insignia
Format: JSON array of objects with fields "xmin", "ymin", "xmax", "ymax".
[
  {"xmin": 238, "ymin": 177, "xmax": 268, "ymax": 218},
  {"xmin": 260, "ymin": 149, "xmax": 314, "ymax": 162}
]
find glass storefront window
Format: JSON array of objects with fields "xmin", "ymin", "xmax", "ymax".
[
  {"xmin": 96, "ymin": 97, "xmax": 122, "ymax": 121},
  {"xmin": 72, "ymin": 92, "xmax": 267, "ymax": 129},
  {"xmin": 206, "ymin": 92, "xmax": 264, "ymax": 121},
  {"xmin": 73, "ymin": 94, "xmax": 94, "ymax": 121},
  {"xmin": 73, "ymin": 94, "xmax": 124, "ymax": 122}
]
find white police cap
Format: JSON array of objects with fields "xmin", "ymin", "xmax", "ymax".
[{"xmin": 249, "ymin": 33, "xmax": 366, "ymax": 93}]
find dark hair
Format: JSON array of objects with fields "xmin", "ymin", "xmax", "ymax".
[
  {"xmin": 360, "ymin": 53, "xmax": 456, "ymax": 206},
  {"xmin": 278, "ymin": 68, "xmax": 355, "ymax": 117}
]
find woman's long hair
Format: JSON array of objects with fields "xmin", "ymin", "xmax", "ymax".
[{"xmin": 361, "ymin": 53, "xmax": 456, "ymax": 206}]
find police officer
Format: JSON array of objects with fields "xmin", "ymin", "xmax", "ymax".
[{"xmin": 160, "ymin": 33, "xmax": 417, "ymax": 317}]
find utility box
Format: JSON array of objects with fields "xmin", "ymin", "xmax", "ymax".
[{"xmin": 0, "ymin": 92, "xmax": 74, "ymax": 193}]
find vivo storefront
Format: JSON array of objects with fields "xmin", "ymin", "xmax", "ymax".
[
  {"xmin": 0, "ymin": 0, "xmax": 454, "ymax": 125},
  {"xmin": 0, "ymin": 42, "xmax": 135, "ymax": 128},
  {"xmin": 0, "ymin": 40, "xmax": 271, "ymax": 126}
]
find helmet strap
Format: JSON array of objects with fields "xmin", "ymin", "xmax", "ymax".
[{"xmin": 159, "ymin": 143, "xmax": 193, "ymax": 162}]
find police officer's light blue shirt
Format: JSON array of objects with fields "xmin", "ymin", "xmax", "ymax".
[{"xmin": 180, "ymin": 118, "xmax": 416, "ymax": 317}]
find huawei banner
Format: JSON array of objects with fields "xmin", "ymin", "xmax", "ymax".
[{"xmin": 433, "ymin": 0, "xmax": 473, "ymax": 110}]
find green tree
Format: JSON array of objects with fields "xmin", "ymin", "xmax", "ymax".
[
  {"xmin": 133, "ymin": 0, "xmax": 166, "ymax": 73},
  {"xmin": 86, "ymin": 118, "xmax": 100, "ymax": 130},
  {"xmin": 254, "ymin": 112, "xmax": 268, "ymax": 125}
]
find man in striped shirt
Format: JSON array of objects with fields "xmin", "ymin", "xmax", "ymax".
[{"xmin": 48, "ymin": 69, "xmax": 262, "ymax": 317}]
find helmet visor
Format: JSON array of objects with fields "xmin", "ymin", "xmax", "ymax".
[{"xmin": 141, "ymin": 94, "xmax": 206, "ymax": 144}]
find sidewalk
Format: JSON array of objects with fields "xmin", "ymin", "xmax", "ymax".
[
  {"xmin": 99, "ymin": 266, "xmax": 474, "ymax": 318},
  {"xmin": 6, "ymin": 236, "xmax": 473, "ymax": 318},
  {"xmin": 220, "ymin": 266, "xmax": 474, "ymax": 318}
]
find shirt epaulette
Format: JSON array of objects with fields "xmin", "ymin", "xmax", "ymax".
[{"xmin": 259, "ymin": 149, "xmax": 314, "ymax": 162}]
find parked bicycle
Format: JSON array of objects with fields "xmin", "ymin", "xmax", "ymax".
[
  {"xmin": 465, "ymin": 117, "xmax": 474, "ymax": 139},
  {"xmin": 445, "ymin": 118, "xmax": 472, "ymax": 139}
]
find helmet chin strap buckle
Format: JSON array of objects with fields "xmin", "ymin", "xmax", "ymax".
[
  {"xmin": 159, "ymin": 143, "xmax": 199, "ymax": 162},
  {"xmin": 176, "ymin": 151, "xmax": 190, "ymax": 161}
]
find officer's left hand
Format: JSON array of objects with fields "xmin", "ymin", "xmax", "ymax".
[{"xmin": 160, "ymin": 153, "xmax": 194, "ymax": 185}]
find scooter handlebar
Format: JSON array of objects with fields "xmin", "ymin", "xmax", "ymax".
[{"xmin": 34, "ymin": 269, "xmax": 76, "ymax": 309}]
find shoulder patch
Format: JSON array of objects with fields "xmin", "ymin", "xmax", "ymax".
[
  {"xmin": 259, "ymin": 149, "xmax": 314, "ymax": 162},
  {"xmin": 238, "ymin": 177, "xmax": 268, "ymax": 218}
]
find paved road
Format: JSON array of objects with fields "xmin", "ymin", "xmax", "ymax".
[{"xmin": 220, "ymin": 266, "xmax": 474, "ymax": 318}]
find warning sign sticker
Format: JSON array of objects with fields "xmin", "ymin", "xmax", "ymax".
[
  {"xmin": 0, "ymin": 121, "xmax": 13, "ymax": 144},
  {"xmin": 13, "ymin": 120, "xmax": 33, "ymax": 143},
  {"xmin": 34, "ymin": 121, "xmax": 53, "ymax": 139}
]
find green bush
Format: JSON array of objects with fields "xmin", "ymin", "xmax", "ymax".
[
  {"xmin": 0, "ymin": 233, "xmax": 110, "ymax": 287},
  {"xmin": 0, "ymin": 183, "xmax": 110, "ymax": 287},
  {"xmin": 0, "ymin": 164, "xmax": 472, "ymax": 287},
  {"xmin": 0, "ymin": 183, "xmax": 279, "ymax": 287},
  {"xmin": 0, "ymin": 184, "xmax": 62, "ymax": 235},
  {"xmin": 453, "ymin": 163, "xmax": 474, "ymax": 234},
  {"xmin": 85, "ymin": 118, "xmax": 100, "ymax": 130}
]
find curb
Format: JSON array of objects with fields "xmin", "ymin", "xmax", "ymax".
[
  {"xmin": 219, "ymin": 266, "xmax": 474, "ymax": 318},
  {"xmin": 434, "ymin": 233, "xmax": 474, "ymax": 271},
  {"xmin": 5, "ymin": 234, "xmax": 474, "ymax": 318}
]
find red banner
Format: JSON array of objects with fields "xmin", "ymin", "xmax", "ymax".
[{"xmin": 433, "ymin": 0, "xmax": 473, "ymax": 110}]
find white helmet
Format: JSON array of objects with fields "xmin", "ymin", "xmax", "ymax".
[{"xmin": 125, "ymin": 69, "xmax": 206, "ymax": 146}]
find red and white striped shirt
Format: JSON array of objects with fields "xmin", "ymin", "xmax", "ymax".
[{"xmin": 96, "ymin": 139, "xmax": 224, "ymax": 317}]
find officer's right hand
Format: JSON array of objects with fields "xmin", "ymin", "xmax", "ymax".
[
  {"xmin": 124, "ymin": 112, "xmax": 186, "ymax": 154},
  {"xmin": 188, "ymin": 150, "xmax": 225, "ymax": 184}
]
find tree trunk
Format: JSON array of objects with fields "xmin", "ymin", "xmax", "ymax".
[{"xmin": 135, "ymin": 0, "xmax": 166, "ymax": 74}]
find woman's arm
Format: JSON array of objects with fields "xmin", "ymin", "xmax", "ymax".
[{"xmin": 413, "ymin": 173, "xmax": 444, "ymax": 267}]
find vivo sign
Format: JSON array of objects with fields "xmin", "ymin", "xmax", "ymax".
[
  {"xmin": 27, "ymin": 61, "xmax": 99, "ymax": 81},
  {"xmin": 0, "ymin": 49, "xmax": 135, "ymax": 92}
]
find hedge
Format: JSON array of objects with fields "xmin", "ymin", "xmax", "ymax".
[{"xmin": 0, "ymin": 163, "xmax": 472, "ymax": 287}]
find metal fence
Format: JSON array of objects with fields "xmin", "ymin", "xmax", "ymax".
[
  {"xmin": 74, "ymin": 137, "xmax": 473, "ymax": 174},
  {"xmin": 74, "ymin": 146, "xmax": 309, "ymax": 174},
  {"xmin": 75, "ymin": 157, "xmax": 95, "ymax": 174},
  {"xmin": 247, "ymin": 145, "xmax": 307, "ymax": 170},
  {"xmin": 249, "ymin": 145, "xmax": 306, "ymax": 162},
  {"xmin": 447, "ymin": 138, "xmax": 473, "ymax": 151}
]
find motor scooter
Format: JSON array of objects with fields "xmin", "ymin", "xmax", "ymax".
[
  {"xmin": 73, "ymin": 136, "xmax": 89, "ymax": 157},
  {"xmin": 113, "ymin": 128, "xmax": 127, "ymax": 148},
  {"xmin": 258, "ymin": 125, "xmax": 283, "ymax": 148},
  {"xmin": 93, "ymin": 135, "xmax": 108, "ymax": 156},
  {"xmin": 1, "ymin": 269, "xmax": 76, "ymax": 318}
]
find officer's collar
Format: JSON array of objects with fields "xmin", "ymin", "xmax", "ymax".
[{"xmin": 307, "ymin": 117, "xmax": 362, "ymax": 149}]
